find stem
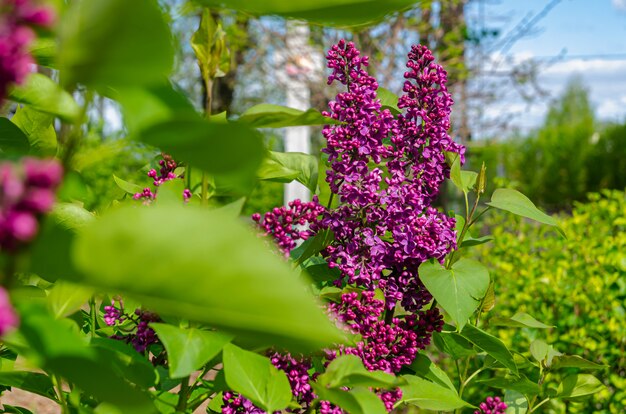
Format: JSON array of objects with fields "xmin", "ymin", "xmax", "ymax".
[
  {"xmin": 459, "ymin": 367, "xmax": 484, "ymax": 398},
  {"xmin": 176, "ymin": 376, "xmax": 191, "ymax": 412},
  {"xmin": 384, "ymin": 304, "xmax": 395, "ymax": 324},
  {"xmin": 468, "ymin": 206, "xmax": 491, "ymax": 227},
  {"xmin": 89, "ymin": 296, "xmax": 97, "ymax": 338},
  {"xmin": 201, "ymin": 173, "xmax": 209, "ymax": 206},
  {"xmin": 326, "ymin": 191, "xmax": 335, "ymax": 209},
  {"xmin": 529, "ymin": 397, "xmax": 550, "ymax": 413},
  {"xmin": 53, "ymin": 375, "xmax": 69, "ymax": 414}
]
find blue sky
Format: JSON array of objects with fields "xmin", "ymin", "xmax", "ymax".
[{"xmin": 471, "ymin": 0, "xmax": 626, "ymax": 134}]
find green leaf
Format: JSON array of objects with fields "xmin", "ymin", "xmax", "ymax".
[
  {"xmin": 258, "ymin": 151, "xmax": 318, "ymax": 192},
  {"xmin": 11, "ymin": 106, "xmax": 57, "ymax": 157},
  {"xmin": 90, "ymin": 338, "xmax": 158, "ymax": 389},
  {"xmin": 504, "ymin": 390, "xmax": 528, "ymax": 414},
  {"xmin": 477, "ymin": 375, "xmax": 540, "ymax": 397},
  {"xmin": 408, "ymin": 354, "xmax": 456, "ymax": 391},
  {"xmin": 239, "ymin": 104, "xmax": 336, "ymax": 128},
  {"xmin": 490, "ymin": 312, "xmax": 554, "ymax": 329},
  {"xmin": 302, "ymin": 261, "xmax": 341, "ymax": 284},
  {"xmin": 113, "ymin": 175, "xmax": 143, "ymax": 195},
  {"xmin": 191, "ymin": 9, "xmax": 230, "ymax": 83},
  {"xmin": 397, "ymin": 375, "xmax": 470, "ymax": 411},
  {"xmin": 556, "ymin": 374, "xmax": 604, "ymax": 399},
  {"xmin": 1, "ymin": 405, "xmax": 35, "ymax": 414},
  {"xmin": 0, "ymin": 118, "xmax": 30, "ymax": 156},
  {"xmin": 114, "ymin": 83, "xmax": 197, "ymax": 134},
  {"xmin": 195, "ymin": 0, "xmax": 420, "ymax": 27},
  {"xmin": 486, "ymin": 189, "xmax": 565, "ymax": 237},
  {"xmin": 290, "ymin": 228, "xmax": 334, "ymax": 266},
  {"xmin": 552, "ymin": 355, "xmax": 608, "ymax": 371},
  {"xmin": 480, "ymin": 282, "xmax": 495, "ymax": 312},
  {"xmin": 46, "ymin": 281, "xmax": 93, "ymax": 319},
  {"xmin": 419, "ymin": 258, "xmax": 490, "ymax": 330},
  {"xmin": 432, "ymin": 331, "xmax": 476, "ymax": 359},
  {"xmin": 138, "ymin": 118, "xmax": 263, "ymax": 194},
  {"xmin": 28, "ymin": 203, "xmax": 94, "ymax": 282},
  {"xmin": 30, "ymin": 37, "xmax": 57, "ymax": 68},
  {"xmin": 377, "ymin": 88, "xmax": 400, "ymax": 114},
  {"xmin": 0, "ymin": 372, "xmax": 56, "ymax": 401},
  {"xmin": 461, "ymin": 324, "xmax": 518, "ymax": 374},
  {"xmin": 317, "ymin": 355, "xmax": 397, "ymax": 389},
  {"xmin": 8, "ymin": 73, "xmax": 81, "ymax": 122},
  {"xmin": 529, "ymin": 339, "xmax": 550, "ymax": 364},
  {"xmin": 15, "ymin": 303, "xmax": 157, "ymax": 413},
  {"xmin": 59, "ymin": 0, "xmax": 174, "ymax": 88},
  {"xmin": 311, "ymin": 384, "xmax": 387, "ymax": 414},
  {"xmin": 222, "ymin": 344, "xmax": 292, "ymax": 413},
  {"xmin": 460, "ymin": 234, "xmax": 494, "ymax": 248},
  {"xmin": 72, "ymin": 204, "xmax": 344, "ymax": 351},
  {"xmin": 151, "ymin": 324, "xmax": 233, "ymax": 379}
]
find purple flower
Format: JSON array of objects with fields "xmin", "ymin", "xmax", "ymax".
[
  {"xmin": 0, "ymin": 0, "xmax": 55, "ymax": 101},
  {"xmin": 320, "ymin": 41, "xmax": 464, "ymax": 311},
  {"xmin": 132, "ymin": 153, "xmax": 192, "ymax": 203},
  {"xmin": 0, "ymin": 157, "xmax": 62, "ymax": 251},
  {"xmin": 0, "ymin": 287, "xmax": 18, "ymax": 335},
  {"xmin": 221, "ymin": 392, "xmax": 267, "ymax": 414},
  {"xmin": 475, "ymin": 396, "xmax": 507, "ymax": 414},
  {"xmin": 252, "ymin": 196, "xmax": 325, "ymax": 257}
]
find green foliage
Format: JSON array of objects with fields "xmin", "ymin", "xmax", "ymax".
[
  {"xmin": 472, "ymin": 190, "xmax": 626, "ymax": 412},
  {"xmin": 72, "ymin": 204, "xmax": 344, "ymax": 351}
]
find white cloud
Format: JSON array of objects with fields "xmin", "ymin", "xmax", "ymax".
[
  {"xmin": 612, "ymin": 0, "xmax": 626, "ymax": 11},
  {"xmin": 544, "ymin": 59, "xmax": 626, "ymax": 76}
]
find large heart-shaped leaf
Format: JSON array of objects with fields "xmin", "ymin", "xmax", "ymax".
[
  {"xmin": 151, "ymin": 324, "xmax": 233, "ymax": 378},
  {"xmin": 419, "ymin": 258, "xmax": 490, "ymax": 330},
  {"xmin": 222, "ymin": 344, "xmax": 291, "ymax": 413},
  {"xmin": 258, "ymin": 151, "xmax": 318, "ymax": 192},
  {"xmin": 0, "ymin": 118, "xmax": 30, "ymax": 156},
  {"xmin": 556, "ymin": 374, "xmax": 604, "ymax": 399},
  {"xmin": 72, "ymin": 204, "xmax": 344, "ymax": 351},
  {"xmin": 11, "ymin": 106, "xmax": 57, "ymax": 157}
]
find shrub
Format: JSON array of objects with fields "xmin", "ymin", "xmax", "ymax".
[{"xmin": 473, "ymin": 189, "xmax": 626, "ymax": 413}]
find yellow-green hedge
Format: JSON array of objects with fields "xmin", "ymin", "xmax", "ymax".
[{"xmin": 475, "ymin": 190, "xmax": 626, "ymax": 413}]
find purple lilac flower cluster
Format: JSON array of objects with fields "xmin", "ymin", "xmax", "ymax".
[
  {"xmin": 0, "ymin": 0, "xmax": 54, "ymax": 101},
  {"xmin": 0, "ymin": 286, "xmax": 18, "ymax": 335},
  {"xmin": 0, "ymin": 157, "xmax": 63, "ymax": 251},
  {"xmin": 221, "ymin": 392, "xmax": 267, "ymax": 414},
  {"xmin": 103, "ymin": 299, "xmax": 160, "ymax": 353},
  {"xmin": 244, "ymin": 41, "xmax": 464, "ymax": 413},
  {"xmin": 251, "ymin": 196, "xmax": 325, "ymax": 257},
  {"xmin": 133, "ymin": 153, "xmax": 192, "ymax": 203},
  {"xmin": 321, "ymin": 40, "xmax": 462, "ymax": 310},
  {"xmin": 327, "ymin": 291, "xmax": 443, "ymax": 374},
  {"xmin": 475, "ymin": 396, "xmax": 507, "ymax": 414}
]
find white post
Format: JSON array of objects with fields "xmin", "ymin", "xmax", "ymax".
[{"xmin": 284, "ymin": 22, "xmax": 313, "ymax": 204}]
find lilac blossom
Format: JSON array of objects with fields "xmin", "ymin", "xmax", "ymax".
[
  {"xmin": 0, "ymin": 157, "xmax": 63, "ymax": 251},
  {"xmin": 104, "ymin": 301, "xmax": 160, "ymax": 353},
  {"xmin": 0, "ymin": 287, "xmax": 18, "ymax": 335},
  {"xmin": 475, "ymin": 396, "xmax": 507, "ymax": 414},
  {"xmin": 252, "ymin": 196, "xmax": 325, "ymax": 257},
  {"xmin": 326, "ymin": 291, "xmax": 442, "ymax": 374},
  {"xmin": 221, "ymin": 392, "xmax": 267, "ymax": 414},
  {"xmin": 0, "ymin": 0, "xmax": 54, "ymax": 101},
  {"xmin": 133, "ymin": 153, "xmax": 192, "ymax": 203},
  {"xmin": 320, "ymin": 40, "xmax": 463, "ymax": 309}
]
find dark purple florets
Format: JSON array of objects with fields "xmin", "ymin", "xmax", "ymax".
[
  {"xmin": 133, "ymin": 153, "xmax": 192, "ymax": 203},
  {"xmin": 475, "ymin": 396, "xmax": 507, "ymax": 414}
]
